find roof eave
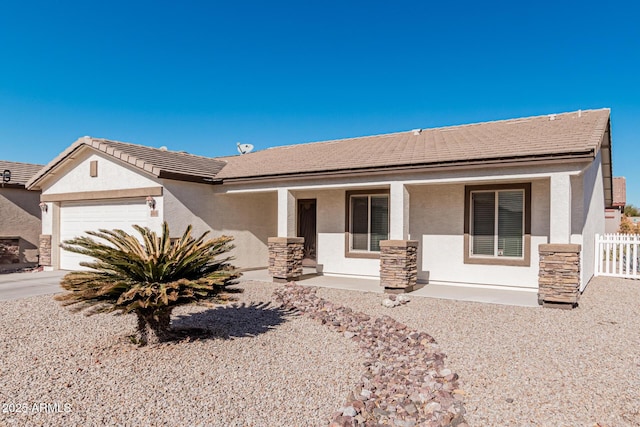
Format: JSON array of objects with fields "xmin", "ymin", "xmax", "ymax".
[
  {"xmin": 158, "ymin": 170, "xmax": 223, "ymax": 185},
  {"xmin": 219, "ymin": 151, "xmax": 597, "ymax": 184}
]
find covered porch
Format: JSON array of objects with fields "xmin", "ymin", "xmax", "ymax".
[{"xmin": 238, "ymin": 268, "xmax": 539, "ymax": 307}]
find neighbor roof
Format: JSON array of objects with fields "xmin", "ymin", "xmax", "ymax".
[
  {"xmin": 612, "ymin": 177, "xmax": 626, "ymax": 207},
  {"xmin": 27, "ymin": 137, "xmax": 227, "ymax": 189},
  {"xmin": 0, "ymin": 160, "xmax": 44, "ymax": 188},
  {"xmin": 216, "ymin": 108, "xmax": 611, "ymax": 180}
]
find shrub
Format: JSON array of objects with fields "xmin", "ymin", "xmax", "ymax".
[{"xmin": 55, "ymin": 222, "xmax": 241, "ymax": 345}]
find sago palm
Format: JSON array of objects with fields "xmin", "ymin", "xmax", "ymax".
[{"xmin": 56, "ymin": 222, "xmax": 241, "ymax": 345}]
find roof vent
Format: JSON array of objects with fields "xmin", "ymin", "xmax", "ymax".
[
  {"xmin": 412, "ymin": 129, "xmax": 422, "ymax": 135},
  {"xmin": 159, "ymin": 146, "xmax": 168, "ymax": 151},
  {"xmin": 548, "ymin": 114, "xmax": 556, "ymax": 121}
]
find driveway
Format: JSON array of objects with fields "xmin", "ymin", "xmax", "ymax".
[{"xmin": 0, "ymin": 270, "xmax": 67, "ymax": 301}]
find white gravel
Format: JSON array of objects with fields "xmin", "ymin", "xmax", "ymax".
[{"xmin": 2, "ymin": 276, "xmax": 639, "ymax": 426}]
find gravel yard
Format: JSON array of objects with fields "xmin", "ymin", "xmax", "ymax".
[
  {"xmin": 0, "ymin": 283, "xmax": 362, "ymax": 426},
  {"xmin": 1, "ymin": 276, "xmax": 639, "ymax": 426},
  {"xmin": 315, "ymin": 276, "xmax": 640, "ymax": 426}
]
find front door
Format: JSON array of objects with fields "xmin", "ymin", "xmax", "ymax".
[{"xmin": 297, "ymin": 199, "xmax": 317, "ymax": 267}]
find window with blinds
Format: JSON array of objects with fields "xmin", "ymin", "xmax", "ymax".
[
  {"xmin": 349, "ymin": 194, "xmax": 389, "ymax": 252},
  {"xmin": 470, "ymin": 189, "xmax": 524, "ymax": 258}
]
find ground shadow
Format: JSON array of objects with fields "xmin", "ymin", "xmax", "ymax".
[{"xmin": 171, "ymin": 301, "xmax": 296, "ymax": 340}]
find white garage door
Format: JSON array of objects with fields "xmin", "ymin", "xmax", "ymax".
[{"xmin": 59, "ymin": 199, "xmax": 150, "ymax": 270}]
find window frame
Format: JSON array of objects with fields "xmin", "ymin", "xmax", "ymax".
[
  {"xmin": 344, "ymin": 189, "xmax": 390, "ymax": 259},
  {"xmin": 463, "ymin": 183, "xmax": 531, "ymax": 266}
]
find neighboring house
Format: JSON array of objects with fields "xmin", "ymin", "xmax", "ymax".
[
  {"xmin": 27, "ymin": 109, "xmax": 613, "ymax": 301},
  {"xmin": 605, "ymin": 177, "xmax": 626, "ymax": 233},
  {"xmin": 0, "ymin": 160, "xmax": 43, "ymax": 271}
]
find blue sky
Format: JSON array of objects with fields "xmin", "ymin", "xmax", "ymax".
[{"xmin": 1, "ymin": 1, "xmax": 639, "ymax": 204}]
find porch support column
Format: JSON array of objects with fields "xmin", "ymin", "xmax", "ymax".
[
  {"xmin": 538, "ymin": 244, "xmax": 581, "ymax": 308},
  {"xmin": 549, "ymin": 173, "xmax": 572, "ymax": 244},
  {"xmin": 380, "ymin": 240, "xmax": 418, "ymax": 293},
  {"xmin": 277, "ymin": 188, "xmax": 296, "ymax": 237},
  {"xmin": 539, "ymin": 174, "xmax": 580, "ymax": 308},
  {"xmin": 389, "ymin": 182, "xmax": 410, "ymax": 240},
  {"xmin": 269, "ymin": 188, "xmax": 303, "ymax": 282}
]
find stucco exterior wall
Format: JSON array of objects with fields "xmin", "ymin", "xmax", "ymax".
[
  {"xmin": 294, "ymin": 189, "xmax": 380, "ymax": 277},
  {"xmin": 0, "ymin": 187, "xmax": 41, "ymax": 267},
  {"xmin": 44, "ymin": 150, "xmax": 160, "ymax": 194},
  {"xmin": 210, "ymin": 192, "xmax": 277, "ymax": 269},
  {"xmin": 143, "ymin": 181, "xmax": 277, "ymax": 270},
  {"xmin": 409, "ymin": 180, "xmax": 550, "ymax": 289},
  {"xmin": 577, "ymin": 151, "xmax": 605, "ymax": 290}
]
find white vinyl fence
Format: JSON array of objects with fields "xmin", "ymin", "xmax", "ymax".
[{"xmin": 594, "ymin": 233, "xmax": 640, "ymax": 279}]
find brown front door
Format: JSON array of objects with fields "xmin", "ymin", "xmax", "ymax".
[{"xmin": 297, "ymin": 199, "xmax": 317, "ymax": 267}]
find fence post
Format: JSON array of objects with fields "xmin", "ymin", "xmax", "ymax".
[{"xmin": 594, "ymin": 233, "xmax": 600, "ymax": 277}]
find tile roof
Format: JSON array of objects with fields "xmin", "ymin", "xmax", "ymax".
[
  {"xmin": 28, "ymin": 137, "xmax": 227, "ymax": 188},
  {"xmin": 27, "ymin": 108, "xmax": 612, "ymax": 190},
  {"xmin": 0, "ymin": 160, "xmax": 44, "ymax": 187},
  {"xmin": 612, "ymin": 177, "xmax": 626, "ymax": 207},
  {"xmin": 216, "ymin": 108, "xmax": 611, "ymax": 179}
]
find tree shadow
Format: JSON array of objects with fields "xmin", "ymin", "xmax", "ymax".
[{"xmin": 170, "ymin": 301, "xmax": 297, "ymax": 341}]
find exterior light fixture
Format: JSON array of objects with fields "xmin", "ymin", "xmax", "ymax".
[
  {"xmin": 39, "ymin": 202, "xmax": 48, "ymax": 212},
  {"xmin": 146, "ymin": 196, "xmax": 156, "ymax": 210}
]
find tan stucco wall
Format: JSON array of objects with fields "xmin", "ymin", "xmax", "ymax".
[
  {"xmin": 211, "ymin": 192, "xmax": 277, "ymax": 269},
  {"xmin": 0, "ymin": 187, "xmax": 41, "ymax": 266},
  {"xmin": 409, "ymin": 180, "xmax": 550, "ymax": 289}
]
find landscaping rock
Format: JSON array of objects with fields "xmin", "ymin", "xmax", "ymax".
[{"xmin": 274, "ymin": 283, "xmax": 466, "ymax": 426}]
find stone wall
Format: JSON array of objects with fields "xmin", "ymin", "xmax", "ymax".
[
  {"xmin": 538, "ymin": 243, "xmax": 581, "ymax": 307},
  {"xmin": 39, "ymin": 234, "xmax": 52, "ymax": 267},
  {"xmin": 268, "ymin": 237, "xmax": 304, "ymax": 282},
  {"xmin": 380, "ymin": 240, "xmax": 418, "ymax": 293},
  {"xmin": 0, "ymin": 238, "xmax": 20, "ymax": 264}
]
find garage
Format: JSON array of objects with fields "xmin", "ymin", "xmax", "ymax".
[{"xmin": 59, "ymin": 199, "xmax": 150, "ymax": 270}]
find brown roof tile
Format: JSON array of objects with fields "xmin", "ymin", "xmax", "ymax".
[
  {"xmin": 216, "ymin": 109, "xmax": 610, "ymax": 179},
  {"xmin": 612, "ymin": 177, "xmax": 626, "ymax": 207},
  {"xmin": 0, "ymin": 160, "xmax": 44, "ymax": 187},
  {"xmin": 28, "ymin": 137, "xmax": 226, "ymax": 188}
]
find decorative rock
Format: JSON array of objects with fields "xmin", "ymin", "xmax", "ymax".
[
  {"xmin": 273, "ymin": 283, "xmax": 466, "ymax": 426},
  {"xmin": 342, "ymin": 406, "xmax": 358, "ymax": 417}
]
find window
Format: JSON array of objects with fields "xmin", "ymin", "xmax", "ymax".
[
  {"xmin": 345, "ymin": 190, "xmax": 389, "ymax": 257},
  {"xmin": 464, "ymin": 183, "xmax": 531, "ymax": 266}
]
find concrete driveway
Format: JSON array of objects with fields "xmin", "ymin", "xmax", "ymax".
[{"xmin": 0, "ymin": 270, "xmax": 67, "ymax": 301}]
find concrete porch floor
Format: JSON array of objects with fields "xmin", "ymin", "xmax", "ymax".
[{"xmin": 238, "ymin": 269, "xmax": 539, "ymax": 307}]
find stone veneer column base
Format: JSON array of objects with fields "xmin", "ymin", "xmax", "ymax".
[
  {"xmin": 39, "ymin": 234, "xmax": 52, "ymax": 267},
  {"xmin": 268, "ymin": 237, "xmax": 304, "ymax": 282},
  {"xmin": 380, "ymin": 240, "xmax": 418, "ymax": 293},
  {"xmin": 538, "ymin": 243, "xmax": 581, "ymax": 309}
]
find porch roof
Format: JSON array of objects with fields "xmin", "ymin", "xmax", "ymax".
[{"xmin": 216, "ymin": 109, "xmax": 610, "ymax": 180}]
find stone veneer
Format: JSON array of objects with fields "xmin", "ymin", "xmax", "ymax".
[
  {"xmin": 268, "ymin": 237, "xmax": 304, "ymax": 282},
  {"xmin": 39, "ymin": 234, "xmax": 52, "ymax": 267},
  {"xmin": 0, "ymin": 238, "xmax": 20, "ymax": 264},
  {"xmin": 379, "ymin": 240, "xmax": 418, "ymax": 293},
  {"xmin": 538, "ymin": 243, "xmax": 581, "ymax": 308}
]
